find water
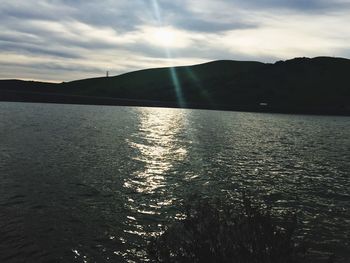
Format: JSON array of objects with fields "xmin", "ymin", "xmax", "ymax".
[{"xmin": 0, "ymin": 102, "xmax": 349, "ymax": 262}]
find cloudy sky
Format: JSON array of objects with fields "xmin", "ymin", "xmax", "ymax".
[{"xmin": 1, "ymin": 0, "xmax": 350, "ymax": 82}]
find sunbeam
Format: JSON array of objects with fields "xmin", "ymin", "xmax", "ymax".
[
  {"xmin": 184, "ymin": 66, "xmax": 213, "ymax": 106},
  {"xmin": 150, "ymin": 0, "xmax": 162, "ymax": 25},
  {"xmin": 169, "ymin": 65, "xmax": 186, "ymax": 108},
  {"xmin": 150, "ymin": 0, "xmax": 186, "ymax": 108}
]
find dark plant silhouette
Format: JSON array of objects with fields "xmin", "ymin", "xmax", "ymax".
[{"xmin": 148, "ymin": 195, "xmax": 306, "ymax": 263}]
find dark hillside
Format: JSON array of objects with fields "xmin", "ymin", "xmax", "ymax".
[
  {"xmin": 0, "ymin": 57, "xmax": 349, "ymax": 115},
  {"xmin": 60, "ymin": 60, "xmax": 266, "ymax": 104}
]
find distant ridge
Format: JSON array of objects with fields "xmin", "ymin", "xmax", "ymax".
[{"xmin": 0, "ymin": 57, "xmax": 349, "ymax": 115}]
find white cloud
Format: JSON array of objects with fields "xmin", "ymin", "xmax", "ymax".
[
  {"xmin": 218, "ymin": 10, "xmax": 350, "ymax": 59},
  {"xmin": 0, "ymin": 0, "xmax": 349, "ymax": 81}
]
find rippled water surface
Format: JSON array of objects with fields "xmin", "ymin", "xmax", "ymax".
[{"xmin": 0, "ymin": 102, "xmax": 349, "ymax": 262}]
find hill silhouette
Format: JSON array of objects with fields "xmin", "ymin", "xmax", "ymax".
[{"xmin": 1, "ymin": 57, "xmax": 349, "ymax": 115}]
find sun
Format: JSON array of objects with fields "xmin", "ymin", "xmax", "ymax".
[{"xmin": 153, "ymin": 28, "xmax": 175, "ymax": 47}]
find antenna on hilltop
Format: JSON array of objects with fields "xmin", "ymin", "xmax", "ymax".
[{"xmin": 106, "ymin": 71, "xmax": 109, "ymax": 78}]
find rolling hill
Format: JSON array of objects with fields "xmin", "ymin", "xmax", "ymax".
[{"xmin": 1, "ymin": 57, "xmax": 349, "ymax": 115}]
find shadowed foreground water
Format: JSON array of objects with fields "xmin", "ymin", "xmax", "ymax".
[{"xmin": 0, "ymin": 102, "xmax": 349, "ymax": 262}]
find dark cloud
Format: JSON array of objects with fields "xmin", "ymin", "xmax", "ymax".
[
  {"xmin": 0, "ymin": 40, "xmax": 81, "ymax": 59},
  {"xmin": 0, "ymin": 0, "xmax": 256, "ymax": 34},
  {"xmin": 233, "ymin": 0, "xmax": 350, "ymax": 12},
  {"xmin": 0, "ymin": 1, "xmax": 73, "ymax": 21},
  {"xmin": 0, "ymin": 60, "xmax": 103, "ymax": 82},
  {"xmin": 174, "ymin": 18, "xmax": 256, "ymax": 32},
  {"xmin": 155, "ymin": 1, "xmax": 257, "ymax": 32},
  {"xmin": 58, "ymin": 1, "xmax": 145, "ymax": 32},
  {"xmin": 0, "ymin": 60, "xmax": 99, "ymax": 73}
]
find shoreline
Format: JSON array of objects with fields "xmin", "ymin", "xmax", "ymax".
[{"xmin": 1, "ymin": 90, "xmax": 349, "ymax": 117}]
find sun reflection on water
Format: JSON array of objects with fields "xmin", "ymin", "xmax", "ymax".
[
  {"xmin": 124, "ymin": 107, "xmax": 188, "ymax": 194},
  {"xmin": 122, "ymin": 107, "xmax": 189, "ymax": 248}
]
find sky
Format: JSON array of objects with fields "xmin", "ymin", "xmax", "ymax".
[{"xmin": 0, "ymin": 0, "xmax": 350, "ymax": 82}]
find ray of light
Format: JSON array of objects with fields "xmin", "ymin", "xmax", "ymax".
[
  {"xmin": 169, "ymin": 62, "xmax": 186, "ymax": 108},
  {"xmin": 150, "ymin": 0, "xmax": 186, "ymax": 108},
  {"xmin": 150, "ymin": 0, "xmax": 162, "ymax": 26},
  {"xmin": 184, "ymin": 66, "xmax": 213, "ymax": 106}
]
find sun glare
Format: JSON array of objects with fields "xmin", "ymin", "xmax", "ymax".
[{"xmin": 153, "ymin": 28, "xmax": 175, "ymax": 46}]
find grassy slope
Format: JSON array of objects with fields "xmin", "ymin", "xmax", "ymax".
[
  {"xmin": 0, "ymin": 57, "xmax": 349, "ymax": 114},
  {"xmin": 61, "ymin": 60, "xmax": 265, "ymax": 103}
]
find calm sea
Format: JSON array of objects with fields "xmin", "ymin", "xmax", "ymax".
[{"xmin": 0, "ymin": 102, "xmax": 349, "ymax": 262}]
